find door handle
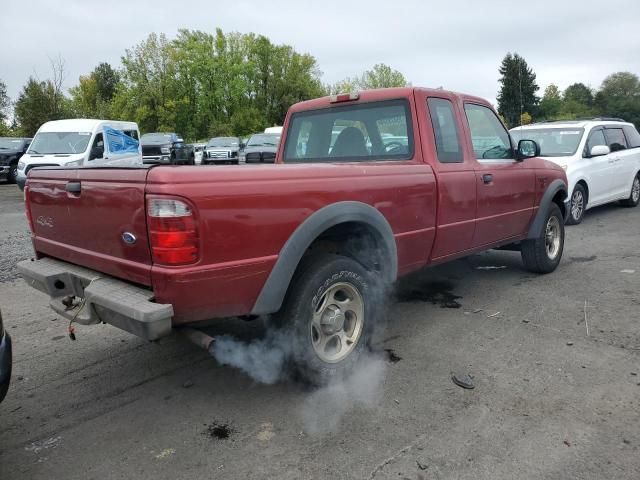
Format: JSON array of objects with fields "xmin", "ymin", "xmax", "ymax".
[
  {"xmin": 65, "ymin": 182, "xmax": 81, "ymax": 194},
  {"xmin": 482, "ymin": 174, "xmax": 493, "ymax": 184}
]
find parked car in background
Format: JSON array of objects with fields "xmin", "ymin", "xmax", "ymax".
[
  {"xmin": 141, "ymin": 133, "xmax": 194, "ymax": 165},
  {"xmin": 511, "ymin": 118, "xmax": 640, "ymax": 224},
  {"xmin": 203, "ymin": 137, "xmax": 243, "ymax": 165},
  {"xmin": 241, "ymin": 133, "xmax": 281, "ymax": 163},
  {"xmin": 191, "ymin": 143, "xmax": 206, "ymax": 165},
  {"xmin": 0, "ymin": 309, "xmax": 11, "ymax": 403},
  {"xmin": 0, "ymin": 137, "xmax": 31, "ymax": 184},
  {"xmin": 19, "ymin": 87, "xmax": 568, "ymax": 385},
  {"xmin": 16, "ymin": 119, "xmax": 141, "ymax": 190}
]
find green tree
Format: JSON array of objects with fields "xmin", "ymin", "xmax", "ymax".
[
  {"xmin": 0, "ymin": 78, "xmax": 10, "ymax": 128},
  {"xmin": 329, "ymin": 63, "xmax": 408, "ymax": 94},
  {"xmin": 595, "ymin": 72, "xmax": 640, "ymax": 126},
  {"xmin": 537, "ymin": 84, "xmax": 562, "ymax": 119},
  {"xmin": 112, "ymin": 33, "xmax": 178, "ymax": 133},
  {"xmin": 497, "ymin": 53, "xmax": 539, "ymax": 127},
  {"xmin": 563, "ymin": 83, "xmax": 593, "ymax": 106},
  {"xmin": 359, "ymin": 64, "xmax": 407, "ymax": 89},
  {"xmin": 14, "ymin": 77, "xmax": 71, "ymax": 136}
]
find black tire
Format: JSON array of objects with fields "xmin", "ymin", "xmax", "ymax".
[
  {"xmin": 189, "ymin": 154, "xmax": 195, "ymax": 165},
  {"xmin": 274, "ymin": 253, "xmax": 386, "ymax": 386},
  {"xmin": 620, "ymin": 173, "xmax": 640, "ymax": 208},
  {"xmin": 566, "ymin": 183, "xmax": 586, "ymax": 225},
  {"xmin": 521, "ymin": 203, "xmax": 564, "ymax": 274},
  {"xmin": 7, "ymin": 163, "xmax": 17, "ymax": 184}
]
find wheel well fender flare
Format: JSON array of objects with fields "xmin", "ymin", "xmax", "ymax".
[
  {"xmin": 527, "ymin": 179, "xmax": 568, "ymax": 239},
  {"xmin": 251, "ymin": 201, "xmax": 397, "ymax": 315}
]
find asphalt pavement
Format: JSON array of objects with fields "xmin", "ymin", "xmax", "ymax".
[{"xmin": 0, "ymin": 182, "xmax": 638, "ymax": 480}]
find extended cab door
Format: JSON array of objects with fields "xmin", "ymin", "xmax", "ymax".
[
  {"xmin": 462, "ymin": 103, "xmax": 536, "ymax": 247},
  {"xmin": 418, "ymin": 93, "xmax": 476, "ymax": 260}
]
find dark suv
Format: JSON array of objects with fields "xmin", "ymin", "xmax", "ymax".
[
  {"xmin": 0, "ymin": 137, "xmax": 31, "ymax": 184},
  {"xmin": 141, "ymin": 133, "xmax": 195, "ymax": 165},
  {"xmin": 240, "ymin": 133, "xmax": 280, "ymax": 163}
]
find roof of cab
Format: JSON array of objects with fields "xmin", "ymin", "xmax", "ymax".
[
  {"xmin": 287, "ymin": 87, "xmax": 493, "ymax": 114},
  {"xmin": 37, "ymin": 119, "xmax": 139, "ymax": 132}
]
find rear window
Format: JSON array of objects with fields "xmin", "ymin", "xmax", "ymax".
[
  {"xmin": 623, "ymin": 125, "xmax": 640, "ymax": 148},
  {"xmin": 283, "ymin": 99, "xmax": 413, "ymax": 163}
]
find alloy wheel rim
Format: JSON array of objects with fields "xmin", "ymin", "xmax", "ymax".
[
  {"xmin": 310, "ymin": 282, "xmax": 364, "ymax": 363},
  {"xmin": 545, "ymin": 216, "xmax": 561, "ymax": 260},
  {"xmin": 571, "ymin": 190, "xmax": 584, "ymax": 221},
  {"xmin": 632, "ymin": 177, "xmax": 640, "ymax": 203}
]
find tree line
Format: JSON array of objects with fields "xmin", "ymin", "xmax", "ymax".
[
  {"xmin": 0, "ymin": 29, "xmax": 406, "ymax": 140},
  {"xmin": 497, "ymin": 52, "xmax": 640, "ymax": 128},
  {"xmin": 1, "ymin": 32, "xmax": 639, "ymax": 139}
]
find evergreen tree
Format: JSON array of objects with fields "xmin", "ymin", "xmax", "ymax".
[{"xmin": 497, "ymin": 53, "xmax": 539, "ymax": 127}]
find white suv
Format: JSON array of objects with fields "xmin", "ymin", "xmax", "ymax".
[{"xmin": 511, "ymin": 119, "xmax": 640, "ymax": 224}]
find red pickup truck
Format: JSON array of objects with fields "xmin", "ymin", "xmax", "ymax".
[{"xmin": 19, "ymin": 87, "xmax": 568, "ymax": 383}]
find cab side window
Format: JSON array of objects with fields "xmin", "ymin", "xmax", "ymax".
[
  {"xmin": 89, "ymin": 133, "xmax": 104, "ymax": 161},
  {"xmin": 464, "ymin": 103, "xmax": 513, "ymax": 160},
  {"xmin": 585, "ymin": 129, "xmax": 606, "ymax": 156},
  {"xmin": 605, "ymin": 128, "xmax": 627, "ymax": 152},
  {"xmin": 427, "ymin": 98, "xmax": 463, "ymax": 163}
]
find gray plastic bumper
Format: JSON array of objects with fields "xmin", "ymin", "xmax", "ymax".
[{"xmin": 17, "ymin": 258, "xmax": 173, "ymax": 340}]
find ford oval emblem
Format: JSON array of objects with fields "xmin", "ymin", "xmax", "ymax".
[{"xmin": 122, "ymin": 232, "xmax": 137, "ymax": 245}]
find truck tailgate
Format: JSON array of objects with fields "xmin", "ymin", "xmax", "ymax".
[{"xmin": 27, "ymin": 168, "xmax": 153, "ymax": 286}]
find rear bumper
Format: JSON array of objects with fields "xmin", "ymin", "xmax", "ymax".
[
  {"xmin": 17, "ymin": 257, "xmax": 173, "ymax": 341},
  {"xmin": 0, "ymin": 331, "xmax": 11, "ymax": 403}
]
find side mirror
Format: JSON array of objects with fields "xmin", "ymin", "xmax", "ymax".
[
  {"xmin": 516, "ymin": 139, "xmax": 540, "ymax": 161},
  {"xmin": 89, "ymin": 146, "xmax": 104, "ymax": 160},
  {"xmin": 590, "ymin": 145, "xmax": 610, "ymax": 157}
]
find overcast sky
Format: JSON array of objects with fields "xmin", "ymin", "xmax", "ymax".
[{"xmin": 2, "ymin": 0, "xmax": 639, "ymax": 106}]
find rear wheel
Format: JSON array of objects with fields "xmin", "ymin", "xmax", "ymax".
[
  {"xmin": 274, "ymin": 253, "xmax": 385, "ymax": 385},
  {"xmin": 521, "ymin": 203, "xmax": 564, "ymax": 273},
  {"xmin": 620, "ymin": 173, "xmax": 640, "ymax": 207},
  {"xmin": 566, "ymin": 183, "xmax": 586, "ymax": 225}
]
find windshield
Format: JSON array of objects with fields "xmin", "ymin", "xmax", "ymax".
[
  {"xmin": 207, "ymin": 137, "xmax": 239, "ymax": 148},
  {"xmin": 28, "ymin": 132, "xmax": 91, "ymax": 155},
  {"xmin": 0, "ymin": 138, "xmax": 24, "ymax": 150},
  {"xmin": 141, "ymin": 133, "xmax": 173, "ymax": 143},
  {"xmin": 511, "ymin": 128, "xmax": 584, "ymax": 157},
  {"xmin": 247, "ymin": 134, "xmax": 280, "ymax": 147}
]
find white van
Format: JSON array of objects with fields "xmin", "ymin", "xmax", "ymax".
[
  {"xmin": 16, "ymin": 119, "xmax": 141, "ymax": 190},
  {"xmin": 264, "ymin": 126, "xmax": 283, "ymax": 135}
]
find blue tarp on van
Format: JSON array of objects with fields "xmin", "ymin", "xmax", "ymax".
[{"xmin": 104, "ymin": 127, "xmax": 139, "ymax": 154}]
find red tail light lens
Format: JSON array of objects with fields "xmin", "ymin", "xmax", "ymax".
[{"xmin": 147, "ymin": 198, "xmax": 199, "ymax": 265}]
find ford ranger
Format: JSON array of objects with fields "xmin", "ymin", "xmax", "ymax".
[{"xmin": 18, "ymin": 87, "xmax": 568, "ymax": 383}]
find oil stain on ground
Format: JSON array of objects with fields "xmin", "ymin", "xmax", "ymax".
[
  {"xmin": 204, "ymin": 422, "xmax": 234, "ymax": 440},
  {"xmin": 396, "ymin": 280, "xmax": 462, "ymax": 308},
  {"xmin": 384, "ymin": 348, "xmax": 402, "ymax": 363},
  {"xmin": 570, "ymin": 255, "xmax": 597, "ymax": 263}
]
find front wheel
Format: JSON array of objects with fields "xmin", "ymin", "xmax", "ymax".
[
  {"xmin": 566, "ymin": 184, "xmax": 586, "ymax": 225},
  {"xmin": 274, "ymin": 253, "xmax": 385, "ymax": 385},
  {"xmin": 620, "ymin": 173, "xmax": 640, "ymax": 207},
  {"xmin": 521, "ymin": 203, "xmax": 564, "ymax": 273},
  {"xmin": 7, "ymin": 163, "xmax": 17, "ymax": 184}
]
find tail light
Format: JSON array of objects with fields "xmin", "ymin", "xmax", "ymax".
[
  {"xmin": 147, "ymin": 198, "xmax": 199, "ymax": 265},
  {"xmin": 24, "ymin": 185, "xmax": 35, "ymax": 234}
]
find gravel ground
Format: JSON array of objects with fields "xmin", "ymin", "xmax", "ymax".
[{"xmin": 0, "ymin": 182, "xmax": 639, "ymax": 480}]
